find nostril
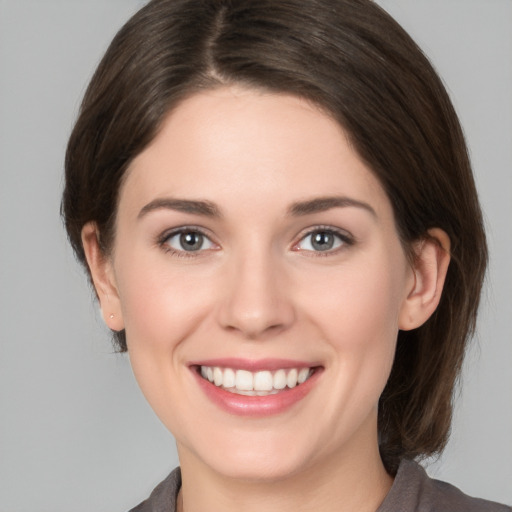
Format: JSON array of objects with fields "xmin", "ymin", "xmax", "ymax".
[{"xmin": 218, "ymin": 293, "xmax": 296, "ymax": 339}]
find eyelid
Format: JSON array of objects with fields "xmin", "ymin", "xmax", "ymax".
[
  {"xmin": 156, "ymin": 224, "xmax": 354, "ymax": 257},
  {"xmin": 157, "ymin": 225, "xmax": 219, "ymax": 255},
  {"xmin": 291, "ymin": 225, "xmax": 355, "ymax": 254}
]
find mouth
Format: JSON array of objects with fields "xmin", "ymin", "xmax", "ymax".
[
  {"xmin": 197, "ymin": 365, "xmax": 316, "ymax": 396},
  {"xmin": 190, "ymin": 358, "xmax": 323, "ymax": 416}
]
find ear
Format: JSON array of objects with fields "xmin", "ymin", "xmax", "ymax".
[
  {"xmin": 398, "ymin": 228, "xmax": 451, "ymax": 331},
  {"xmin": 81, "ymin": 222, "xmax": 125, "ymax": 331}
]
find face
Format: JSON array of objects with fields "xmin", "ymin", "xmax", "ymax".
[{"xmin": 104, "ymin": 86, "xmax": 416, "ymax": 481}]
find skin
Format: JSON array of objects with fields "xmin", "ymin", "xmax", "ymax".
[{"xmin": 82, "ymin": 86, "xmax": 450, "ymax": 512}]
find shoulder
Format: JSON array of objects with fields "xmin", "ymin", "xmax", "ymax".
[
  {"xmin": 378, "ymin": 459, "xmax": 511, "ymax": 512},
  {"xmin": 128, "ymin": 467, "xmax": 181, "ymax": 512},
  {"xmin": 125, "ymin": 462, "xmax": 511, "ymax": 512}
]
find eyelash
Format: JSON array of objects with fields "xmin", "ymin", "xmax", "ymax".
[
  {"xmin": 157, "ymin": 226, "xmax": 217, "ymax": 259},
  {"xmin": 157, "ymin": 225, "xmax": 354, "ymax": 258},
  {"xmin": 292, "ymin": 226, "xmax": 354, "ymax": 256}
]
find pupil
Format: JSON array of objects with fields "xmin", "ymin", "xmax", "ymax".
[
  {"xmin": 180, "ymin": 232, "xmax": 203, "ymax": 251},
  {"xmin": 312, "ymin": 231, "xmax": 334, "ymax": 251}
]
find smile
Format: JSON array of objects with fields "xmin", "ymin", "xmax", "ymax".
[
  {"xmin": 199, "ymin": 366, "xmax": 313, "ymax": 396},
  {"xmin": 192, "ymin": 360, "xmax": 322, "ymax": 416}
]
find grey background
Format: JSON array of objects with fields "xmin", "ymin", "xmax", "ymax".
[{"xmin": 0, "ymin": 1, "xmax": 510, "ymax": 510}]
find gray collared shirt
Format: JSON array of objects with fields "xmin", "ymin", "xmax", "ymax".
[{"xmin": 129, "ymin": 459, "xmax": 511, "ymax": 512}]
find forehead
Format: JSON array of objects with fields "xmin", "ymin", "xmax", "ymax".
[{"xmin": 121, "ymin": 86, "xmax": 391, "ymax": 221}]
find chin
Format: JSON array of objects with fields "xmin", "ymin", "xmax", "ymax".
[
  {"xmin": 211, "ymin": 450, "xmax": 311, "ymax": 483},
  {"xmin": 179, "ymin": 427, "xmax": 317, "ymax": 483}
]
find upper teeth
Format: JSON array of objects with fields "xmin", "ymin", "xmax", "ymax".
[{"xmin": 200, "ymin": 366, "xmax": 312, "ymax": 395}]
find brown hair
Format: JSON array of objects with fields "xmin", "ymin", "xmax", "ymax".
[{"xmin": 62, "ymin": 0, "xmax": 487, "ymax": 473}]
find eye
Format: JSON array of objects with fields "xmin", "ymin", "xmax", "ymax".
[
  {"xmin": 295, "ymin": 228, "xmax": 351, "ymax": 253},
  {"xmin": 162, "ymin": 229, "xmax": 216, "ymax": 253}
]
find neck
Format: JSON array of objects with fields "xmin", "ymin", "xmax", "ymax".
[{"xmin": 177, "ymin": 425, "xmax": 393, "ymax": 512}]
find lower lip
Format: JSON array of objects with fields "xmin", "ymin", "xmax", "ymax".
[{"xmin": 192, "ymin": 368, "xmax": 322, "ymax": 417}]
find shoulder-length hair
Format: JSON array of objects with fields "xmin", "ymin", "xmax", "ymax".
[{"xmin": 62, "ymin": 0, "xmax": 487, "ymax": 473}]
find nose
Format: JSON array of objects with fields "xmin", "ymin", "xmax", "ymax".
[{"xmin": 217, "ymin": 249, "xmax": 295, "ymax": 339}]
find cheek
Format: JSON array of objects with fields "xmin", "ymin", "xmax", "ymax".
[
  {"xmin": 302, "ymin": 256, "xmax": 406, "ymax": 344},
  {"xmin": 114, "ymin": 256, "xmax": 218, "ymax": 427},
  {"xmin": 114, "ymin": 253, "xmax": 215, "ymax": 354},
  {"xmin": 298, "ymin": 250, "xmax": 408, "ymax": 395}
]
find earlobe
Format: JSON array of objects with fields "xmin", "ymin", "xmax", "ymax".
[
  {"xmin": 398, "ymin": 228, "xmax": 451, "ymax": 331},
  {"xmin": 81, "ymin": 222, "xmax": 125, "ymax": 331}
]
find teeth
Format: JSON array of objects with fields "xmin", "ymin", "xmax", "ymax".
[
  {"xmin": 286, "ymin": 368, "xmax": 298, "ymax": 389},
  {"xmin": 273, "ymin": 369, "xmax": 287, "ymax": 390},
  {"xmin": 253, "ymin": 371, "xmax": 273, "ymax": 391},
  {"xmin": 298, "ymin": 367, "xmax": 309, "ymax": 384},
  {"xmin": 213, "ymin": 367, "xmax": 223, "ymax": 386},
  {"xmin": 235, "ymin": 370, "xmax": 253, "ymax": 391},
  {"xmin": 199, "ymin": 365, "xmax": 313, "ymax": 394},
  {"xmin": 223, "ymin": 368, "xmax": 235, "ymax": 388}
]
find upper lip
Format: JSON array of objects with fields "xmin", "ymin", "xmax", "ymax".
[{"xmin": 189, "ymin": 358, "xmax": 321, "ymax": 372}]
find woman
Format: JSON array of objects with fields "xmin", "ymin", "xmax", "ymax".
[{"xmin": 62, "ymin": 0, "xmax": 510, "ymax": 510}]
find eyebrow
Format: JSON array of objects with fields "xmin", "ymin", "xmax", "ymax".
[
  {"xmin": 288, "ymin": 196, "xmax": 377, "ymax": 217},
  {"xmin": 138, "ymin": 198, "xmax": 222, "ymax": 219},
  {"xmin": 137, "ymin": 195, "xmax": 376, "ymax": 220}
]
